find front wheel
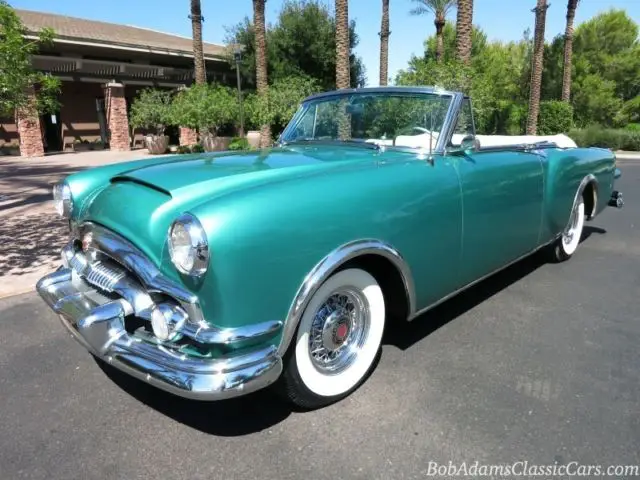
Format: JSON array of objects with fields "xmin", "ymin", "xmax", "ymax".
[
  {"xmin": 278, "ymin": 268, "xmax": 386, "ymax": 409},
  {"xmin": 551, "ymin": 194, "xmax": 586, "ymax": 262}
]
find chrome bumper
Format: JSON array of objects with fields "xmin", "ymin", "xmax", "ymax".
[{"xmin": 37, "ymin": 268, "xmax": 283, "ymax": 401}]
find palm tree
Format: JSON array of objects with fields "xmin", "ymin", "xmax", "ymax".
[
  {"xmin": 410, "ymin": 0, "xmax": 456, "ymax": 63},
  {"xmin": 526, "ymin": 0, "xmax": 549, "ymax": 135},
  {"xmin": 379, "ymin": 0, "xmax": 390, "ymax": 86},
  {"xmin": 561, "ymin": 0, "xmax": 579, "ymax": 102},
  {"xmin": 253, "ymin": 0, "xmax": 271, "ymax": 147},
  {"xmin": 455, "ymin": 0, "xmax": 473, "ymax": 64},
  {"xmin": 189, "ymin": 0, "xmax": 206, "ymax": 84},
  {"xmin": 335, "ymin": 0, "xmax": 350, "ymax": 89}
]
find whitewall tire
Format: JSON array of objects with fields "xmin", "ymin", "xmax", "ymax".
[
  {"xmin": 279, "ymin": 268, "xmax": 385, "ymax": 409},
  {"xmin": 553, "ymin": 195, "xmax": 586, "ymax": 262}
]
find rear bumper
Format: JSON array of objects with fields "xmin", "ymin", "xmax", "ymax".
[
  {"xmin": 609, "ymin": 190, "xmax": 624, "ymax": 209},
  {"xmin": 37, "ymin": 268, "xmax": 283, "ymax": 401}
]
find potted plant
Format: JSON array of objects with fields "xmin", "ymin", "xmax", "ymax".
[
  {"xmin": 92, "ymin": 139, "xmax": 105, "ymax": 150},
  {"xmin": 244, "ymin": 76, "xmax": 320, "ymax": 148},
  {"xmin": 130, "ymin": 88, "xmax": 172, "ymax": 154},
  {"xmin": 172, "ymin": 83, "xmax": 238, "ymax": 152}
]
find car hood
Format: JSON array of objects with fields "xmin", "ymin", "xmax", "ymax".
[
  {"xmin": 80, "ymin": 146, "xmax": 383, "ymax": 265},
  {"xmin": 110, "ymin": 146, "xmax": 378, "ymax": 201}
]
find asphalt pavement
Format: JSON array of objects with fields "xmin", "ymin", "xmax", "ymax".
[{"xmin": 1, "ymin": 162, "xmax": 639, "ymax": 480}]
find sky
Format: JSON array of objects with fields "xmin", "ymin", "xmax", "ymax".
[{"xmin": 10, "ymin": 0, "xmax": 640, "ymax": 86}]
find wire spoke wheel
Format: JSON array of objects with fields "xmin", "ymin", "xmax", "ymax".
[{"xmin": 308, "ymin": 288, "xmax": 370, "ymax": 374}]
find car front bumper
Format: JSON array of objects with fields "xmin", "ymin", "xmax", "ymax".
[{"xmin": 37, "ymin": 266, "xmax": 283, "ymax": 402}]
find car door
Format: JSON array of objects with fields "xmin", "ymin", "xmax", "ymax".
[{"xmin": 451, "ymin": 101, "xmax": 544, "ymax": 287}]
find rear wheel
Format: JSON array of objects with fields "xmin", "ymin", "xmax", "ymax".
[
  {"xmin": 552, "ymin": 194, "xmax": 586, "ymax": 262},
  {"xmin": 278, "ymin": 268, "xmax": 385, "ymax": 409}
]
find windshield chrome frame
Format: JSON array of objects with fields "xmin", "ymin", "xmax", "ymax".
[{"xmin": 278, "ymin": 87, "xmax": 465, "ymax": 155}]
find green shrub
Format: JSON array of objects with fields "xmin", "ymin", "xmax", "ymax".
[
  {"xmin": 538, "ymin": 101, "xmax": 574, "ymax": 135},
  {"xmin": 569, "ymin": 126, "xmax": 640, "ymax": 151},
  {"xmin": 130, "ymin": 88, "xmax": 173, "ymax": 135},
  {"xmin": 228, "ymin": 137, "xmax": 250, "ymax": 151},
  {"xmin": 176, "ymin": 145, "xmax": 192, "ymax": 154},
  {"xmin": 486, "ymin": 101, "xmax": 527, "ymax": 135},
  {"xmin": 625, "ymin": 123, "xmax": 640, "ymax": 132},
  {"xmin": 171, "ymin": 83, "xmax": 238, "ymax": 136},
  {"xmin": 190, "ymin": 144, "xmax": 205, "ymax": 153}
]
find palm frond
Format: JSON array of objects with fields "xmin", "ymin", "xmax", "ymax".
[{"xmin": 409, "ymin": 0, "xmax": 457, "ymax": 17}]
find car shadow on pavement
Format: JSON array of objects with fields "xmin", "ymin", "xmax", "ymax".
[
  {"xmin": 96, "ymin": 359, "xmax": 293, "ymax": 436},
  {"xmin": 385, "ymin": 226, "xmax": 606, "ymax": 351}
]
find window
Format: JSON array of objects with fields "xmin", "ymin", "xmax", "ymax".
[{"xmin": 454, "ymin": 98, "xmax": 475, "ymax": 137}]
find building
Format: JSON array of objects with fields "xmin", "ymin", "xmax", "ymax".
[{"xmin": 0, "ymin": 9, "xmax": 232, "ymax": 157}]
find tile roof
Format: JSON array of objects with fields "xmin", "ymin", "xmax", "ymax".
[{"xmin": 16, "ymin": 9, "xmax": 227, "ymax": 60}]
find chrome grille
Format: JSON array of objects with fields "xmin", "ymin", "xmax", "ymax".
[
  {"xmin": 84, "ymin": 261, "xmax": 127, "ymax": 293},
  {"xmin": 67, "ymin": 248, "xmax": 128, "ymax": 294}
]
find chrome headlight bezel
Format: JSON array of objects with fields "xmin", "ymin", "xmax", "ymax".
[
  {"xmin": 167, "ymin": 214, "xmax": 209, "ymax": 277},
  {"xmin": 53, "ymin": 182, "xmax": 73, "ymax": 218}
]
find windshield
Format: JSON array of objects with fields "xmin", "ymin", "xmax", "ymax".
[{"xmin": 281, "ymin": 92, "xmax": 453, "ymax": 150}]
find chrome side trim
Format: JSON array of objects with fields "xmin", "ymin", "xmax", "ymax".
[
  {"xmin": 407, "ymin": 235, "xmax": 560, "ymax": 321},
  {"xmin": 278, "ymin": 239, "xmax": 416, "ymax": 356},
  {"xmin": 181, "ymin": 319, "xmax": 283, "ymax": 345},
  {"xmin": 37, "ymin": 268, "xmax": 282, "ymax": 401}
]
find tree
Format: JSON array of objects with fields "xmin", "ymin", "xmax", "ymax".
[
  {"xmin": 542, "ymin": 9, "xmax": 638, "ymax": 126},
  {"xmin": 0, "ymin": 1, "xmax": 60, "ymax": 118},
  {"xmin": 561, "ymin": 0, "xmax": 579, "ymax": 102},
  {"xmin": 189, "ymin": 0, "xmax": 206, "ymax": 84},
  {"xmin": 226, "ymin": 1, "xmax": 366, "ymax": 90},
  {"xmin": 172, "ymin": 83, "xmax": 238, "ymax": 135},
  {"xmin": 247, "ymin": 75, "xmax": 320, "ymax": 135},
  {"xmin": 410, "ymin": 0, "xmax": 457, "ymax": 63},
  {"xmin": 379, "ymin": 0, "xmax": 390, "ymax": 85},
  {"xmin": 253, "ymin": 0, "xmax": 271, "ymax": 147},
  {"xmin": 129, "ymin": 89, "xmax": 173, "ymax": 136},
  {"xmin": 335, "ymin": 0, "xmax": 350, "ymax": 89},
  {"xmin": 455, "ymin": 0, "xmax": 473, "ymax": 64},
  {"xmin": 526, "ymin": 0, "xmax": 549, "ymax": 135}
]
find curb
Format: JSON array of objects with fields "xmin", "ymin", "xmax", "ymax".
[{"xmin": 0, "ymin": 286, "xmax": 36, "ymax": 300}]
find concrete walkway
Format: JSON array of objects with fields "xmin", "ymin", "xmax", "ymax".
[{"xmin": 0, "ymin": 149, "xmax": 156, "ymax": 298}]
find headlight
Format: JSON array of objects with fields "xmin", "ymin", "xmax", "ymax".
[
  {"xmin": 53, "ymin": 182, "xmax": 73, "ymax": 218},
  {"xmin": 168, "ymin": 214, "xmax": 209, "ymax": 276}
]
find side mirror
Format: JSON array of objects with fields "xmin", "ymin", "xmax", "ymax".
[{"xmin": 448, "ymin": 134, "xmax": 480, "ymax": 155}]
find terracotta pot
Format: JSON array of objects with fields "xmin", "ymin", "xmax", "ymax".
[
  {"xmin": 247, "ymin": 131, "xmax": 261, "ymax": 149},
  {"xmin": 201, "ymin": 135, "xmax": 232, "ymax": 152},
  {"xmin": 144, "ymin": 135, "xmax": 169, "ymax": 155}
]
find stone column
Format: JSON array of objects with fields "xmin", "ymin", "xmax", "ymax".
[
  {"xmin": 179, "ymin": 127, "xmax": 198, "ymax": 146},
  {"xmin": 103, "ymin": 82, "xmax": 130, "ymax": 151},
  {"xmin": 17, "ymin": 86, "xmax": 45, "ymax": 158}
]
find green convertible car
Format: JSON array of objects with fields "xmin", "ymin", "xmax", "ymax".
[{"xmin": 37, "ymin": 87, "xmax": 623, "ymax": 409}]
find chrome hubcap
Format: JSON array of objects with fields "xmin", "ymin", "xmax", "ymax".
[{"xmin": 309, "ymin": 288, "xmax": 370, "ymax": 374}]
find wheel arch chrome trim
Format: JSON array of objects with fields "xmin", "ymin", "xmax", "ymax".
[
  {"xmin": 277, "ymin": 239, "xmax": 416, "ymax": 356},
  {"xmin": 576, "ymin": 174, "xmax": 599, "ymax": 220}
]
